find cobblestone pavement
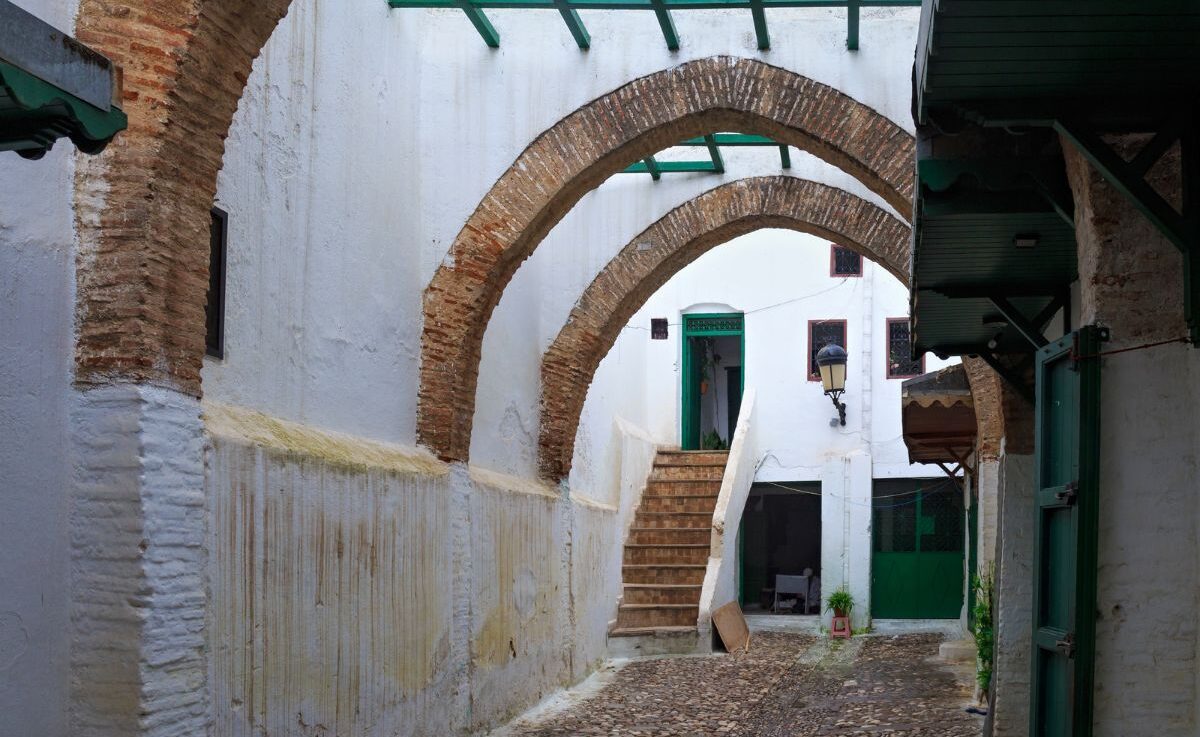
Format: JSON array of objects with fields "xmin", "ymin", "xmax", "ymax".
[{"xmin": 506, "ymin": 633, "xmax": 982, "ymax": 736}]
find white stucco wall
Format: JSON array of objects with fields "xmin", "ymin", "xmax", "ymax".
[{"xmin": 0, "ymin": 3, "xmax": 81, "ymax": 735}]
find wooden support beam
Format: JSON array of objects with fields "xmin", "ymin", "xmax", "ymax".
[
  {"xmin": 978, "ymin": 351, "xmax": 1035, "ymax": 405},
  {"xmin": 456, "ymin": 1, "xmax": 500, "ymax": 46},
  {"xmin": 650, "ymin": 0, "xmax": 680, "ymax": 50},
  {"xmin": 703, "ymin": 134, "xmax": 725, "ymax": 174},
  {"xmin": 990, "ymin": 295, "xmax": 1049, "ymax": 350},
  {"xmin": 554, "ymin": 2, "xmax": 591, "ymax": 49},
  {"xmin": 749, "ymin": 0, "xmax": 770, "ymax": 50},
  {"xmin": 642, "ymin": 156, "xmax": 661, "ymax": 181},
  {"xmin": 779, "ymin": 145, "xmax": 791, "ymax": 169},
  {"xmin": 1055, "ymin": 117, "xmax": 1194, "ymax": 254},
  {"xmin": 846, "ymin": 0, "xmax": 859, "ymax": 50}
]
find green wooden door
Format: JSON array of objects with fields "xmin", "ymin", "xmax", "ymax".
[
  {"xmin": 1031, "ymin": 328, "xmax": 1102, "ymax": 737},
  {"xmin": 872, "ymin": 485, "xmax": 965, "ymax": 619},
  {"xmin": 680, "ymin": 314, "xmax": 744, "ymax": 450}
]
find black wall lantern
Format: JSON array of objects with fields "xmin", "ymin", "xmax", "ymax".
[{"xmin": 816, "ymin": 343, "xmax": 848, "ymax": 426}]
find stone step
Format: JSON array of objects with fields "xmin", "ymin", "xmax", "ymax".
[
  {"xmin": 640, "ymin": 495, "xmax": 719, "ymax": 514},
  {"xmin": 621, "ymin": 564, "xmax": 707, "ymax": 585},
  {"xmin": 616, "ymin": 603, "xmax": 699, "ymax": 629},
  {"xmin": 645, "ymin": 479, "xmax": 723, "ymax": 496},
  {"xmin": 623, "ymin": 583, "xmax": 703, "ymax": 606},
  {"xmin": 633, "ymin": 511, "xmax": 713, "ymax": 529},
  {"xmin": 628, "ymin": 527, "xmax": 710, "ymax": 545},
  {"xmin": 654, "ymin": 450, "xmax": 729, "ymax": 466},
  {"xmin": 623, "ymin": 543, "xmax": 709, "ymax": 566},
  {"xmin": 651, "ymin": 465, "xmax": 726, "ymax": 481},
  {"xmin": 608, "ymin": 625, "xmax": 697, "ymax": 638}
]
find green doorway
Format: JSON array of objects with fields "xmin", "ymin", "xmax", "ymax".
[
  {"xmin": 681, "ymin": 313, "xmax": 744, "ymax": 450},
  {"xmin": 871, "ymin": 478, "xmax": 965, "ymax": 619}
]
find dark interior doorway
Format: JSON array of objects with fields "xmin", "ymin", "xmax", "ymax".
[{"xmin": 738, "ymin": 482, "xmax": 821, "ymax": 612}]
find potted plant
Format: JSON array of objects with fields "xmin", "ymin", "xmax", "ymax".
[{"xmin": 825, "ymin": 587, "xmax": 855, "ymax": 619}]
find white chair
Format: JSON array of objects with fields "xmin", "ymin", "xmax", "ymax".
[{"xmin": 773, "ymin": 574, "xmax": 809, "ymax": 613}]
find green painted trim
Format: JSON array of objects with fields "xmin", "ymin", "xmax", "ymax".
[
  {"xmin": 845, "ymin": 0, "xmax": 859, "ymax": 50},
  {"xmin": 749, "ymin": 0, "xmax": 770, "ymax": 49},
  {"xmin": 0, "ymin": 60, "xmax": 127, "ymax": 156},
  {"xmin": 681, "ymin": 313, "xmax": 744, "ymax": 449},
  {"xmin": 703, "ymin": 134, "xmax": 725, "ymax": 174}
]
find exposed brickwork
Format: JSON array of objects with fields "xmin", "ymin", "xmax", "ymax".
[
  {"xmin": 70, "ymin": 2, "xmax": 294, "ymax": 734},
  {"xmin": 74, "ymin": 0, "xmax": 293, "ymax": 396},
  {"xmin": 539, "ymin": 176, "xmax": 910, "ymax": 481},
  {"xmin": 419, "ymin": 58, "xmax": 916, "ymax": 462},
  {"xmin": 963, "ymin": 356, "xmax": 1003, "ymax": 461},
  {"xmin": 1062, "ymin": 137, "xmax": 1187, "ymax": 345}
]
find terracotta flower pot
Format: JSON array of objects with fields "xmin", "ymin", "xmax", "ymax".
[{"xmin": 700, "ymin": 380, "xmax": 709, "ymax": 395}]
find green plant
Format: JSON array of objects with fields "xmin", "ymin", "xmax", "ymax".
[
  {"xmin": 825, "ymin": 587, "xmax": 855, "ymax": 616},
  {"xmin": 700, "ymin": 429, "xmax": 728, "ymax": 450},
  {"xmin": 972, "ymin": 567, "xmax": 995, "ymax": 695}
]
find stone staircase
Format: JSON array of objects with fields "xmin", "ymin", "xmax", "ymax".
[{"xmin": 611, "ymin": 449, "xmax": 728, "ymax": 637}]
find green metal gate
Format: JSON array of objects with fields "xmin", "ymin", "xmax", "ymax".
[
  {"xmin": 1030, "ymin": 328, "xmax": 1102, "ymax": 737},
  {"xmin": 872, "ymin": 481, "xmax": 964, "ymax": 619}
]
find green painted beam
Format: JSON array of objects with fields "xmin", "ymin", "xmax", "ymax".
[
  {"xmin": 555, "ymin": 2, "xmax": 591, "ymax": 48},
  {"xmin": 750, "ymin": 0, "xmax": 770, "ymax": 49},
  {"xmin": 650, "ymin": 0, "xmax": 680, "ymax": 50},
  {"xmin": 641, "ymin": 155, "xmax": 662, "ymax": 180},
  {"xmin": 622, "ymin": 160, "xmax": 720, "ymax": 174},
  {"xmin": 387, "ymin": 0, "xmax": 919, "ymax": 48},
  {"xmin": 460, "ymin": 3, "xmax": 500, "ymax": 46},
  {"xmin": 846, "ymin": 0, "xmax": 859, "ymax": 50},
  {"xmin": 703, "ymin": 134, "xmax": 725, "ymax": 174},
  {"xmin": 679, "ymin": 133, "xmax": 777, "ymax": 146},
  {"xmin": 779, "ymin": 144, "xmax": 791, "ymax": 169}
]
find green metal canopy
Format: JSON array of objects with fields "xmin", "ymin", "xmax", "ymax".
[
  {"xmin": 0, "ymin": 1, "xmax": 127, "ymax": 158},
  {"xmin": 387, "ymin": 0, "xmax": 920, "ymax": 51},
  {"xmin": 910, "ymin": 0, "xmax": 1200, "ymax": 358}
]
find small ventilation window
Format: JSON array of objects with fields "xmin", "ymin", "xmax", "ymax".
[
  {"xmin": 887, "ymin": 318, "xmax": 924, "ymax": 379},
  {"xmin": 830, "ymin": 244, "xmax": 862, "ymax": 277},
  {"xmin": 206, "ymin": 207, "xmax": 227, "ymax": 359},
  {"xmin": 808, "ymin": 319, "xmax": 847, "ymax": 380}
]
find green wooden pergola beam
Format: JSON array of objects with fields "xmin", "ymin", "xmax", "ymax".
[
  {"xmin": 703, "ymin": 134, "xmax": 725, "ymax": 174},
  {"xmin": 555, "ymin": 1, "xmax": 591, "ymax": 48},
  {"xmin": 458, "ymin": 1, "xmax": 500, "ymax": 46},
  {"xmin": 641, "ymin": 155, "xmax": 662, "ymax": 180},
  {"xmin": 750, "ymin": 0, "xmax": 770, "ymax": 50},
  {"xmin": 779, "ymin": 144, "xmax": 791, "ymax": 169},
  {"xmin": 650, "ymin": 0, "xmax": 680, "ymax": 50},
  {"xmin": 386, "ymin": 0, "xmax": 920, "ymax": 50},
  {"xmin": 623, "ymin": 160, "xmax": 721, "ymax": 175},
  {"xmin": 846, "ymin": 0, "xmax": 859, "ymax": 50}
]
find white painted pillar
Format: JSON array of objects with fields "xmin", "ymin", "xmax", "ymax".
[{"xmin": 820, "ymin": 452, "xmax": 873, "ymax": 631}]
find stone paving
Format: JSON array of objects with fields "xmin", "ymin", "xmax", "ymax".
[{"xmin": 506, "ymin": 633, "xmax": 982, "ymax": 736}]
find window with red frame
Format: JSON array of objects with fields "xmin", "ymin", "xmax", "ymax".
[
  {"xmin": 830, "ymin": 244, "xmax": 862, "ymax": 277},
  {"xmin": 808, "ymin": 320, "xmax": 847, "ymax": 380},
  {"xmin": 887, "ymin": 318, "xmax": 924, "ymax": 378}
]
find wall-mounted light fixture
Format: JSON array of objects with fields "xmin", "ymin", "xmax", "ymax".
[{"xmin": 816, "ymin": 343, "xmax": 848, "ymax": 426}]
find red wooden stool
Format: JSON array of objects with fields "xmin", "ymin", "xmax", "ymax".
[{"xmin": 830, "ymin": 615, "xmax": 852, "ymax": 639}]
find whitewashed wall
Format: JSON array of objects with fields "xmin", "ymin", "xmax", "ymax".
[{"xmin": 0, "ymin": 1, "xmax": 80, "ymax": 734}]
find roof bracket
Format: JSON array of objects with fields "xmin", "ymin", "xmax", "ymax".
[
  {"xmin": 1055, "ymin": 113, "xmax": 1200, "ymax": 342},
  {"xmin": 978, "ymin": 350, "xmax": 1035, "ymax": 406},
  {"xmin": 989, "ymin": 295, "xmax": 1049, "ymax": 350},
  {"xmin": 650, "ymin": 0, "xmax": 680, "ymax": 50}
]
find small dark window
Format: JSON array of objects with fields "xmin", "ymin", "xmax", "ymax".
[
  {"xmin": 887, "ymin": 318, "xmax": 924, "ymax": 378},
  {"xmin": 206, "ymin": 207, "xmax": 227, "ymax": 359},
  {"xmin": 830, "ymin": 244, "xmax": 862, "ymax": 277},
  {"xmin": 651, "ymin": 318, "xmax": 668, "ymax": 340},
  {"xmin": 808, "ymin": 319, "xmax": 847, "ymax": 380}
]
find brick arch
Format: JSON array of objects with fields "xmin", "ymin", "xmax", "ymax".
[
  {"xmin": 420, "ymin": 56, "xmax": 915, "ymax": 462},
  {"xmin": 74, "ymin": 0, "xmax": 295, "ymax": 394},
  {"xmin": 538, "ymin": 176, "xmax": 910, "ymax": 481}
]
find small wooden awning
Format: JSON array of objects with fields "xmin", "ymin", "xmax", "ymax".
[{"xmin": 901, "ymin": 364, "xmax": 976, "ymax": 467}]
